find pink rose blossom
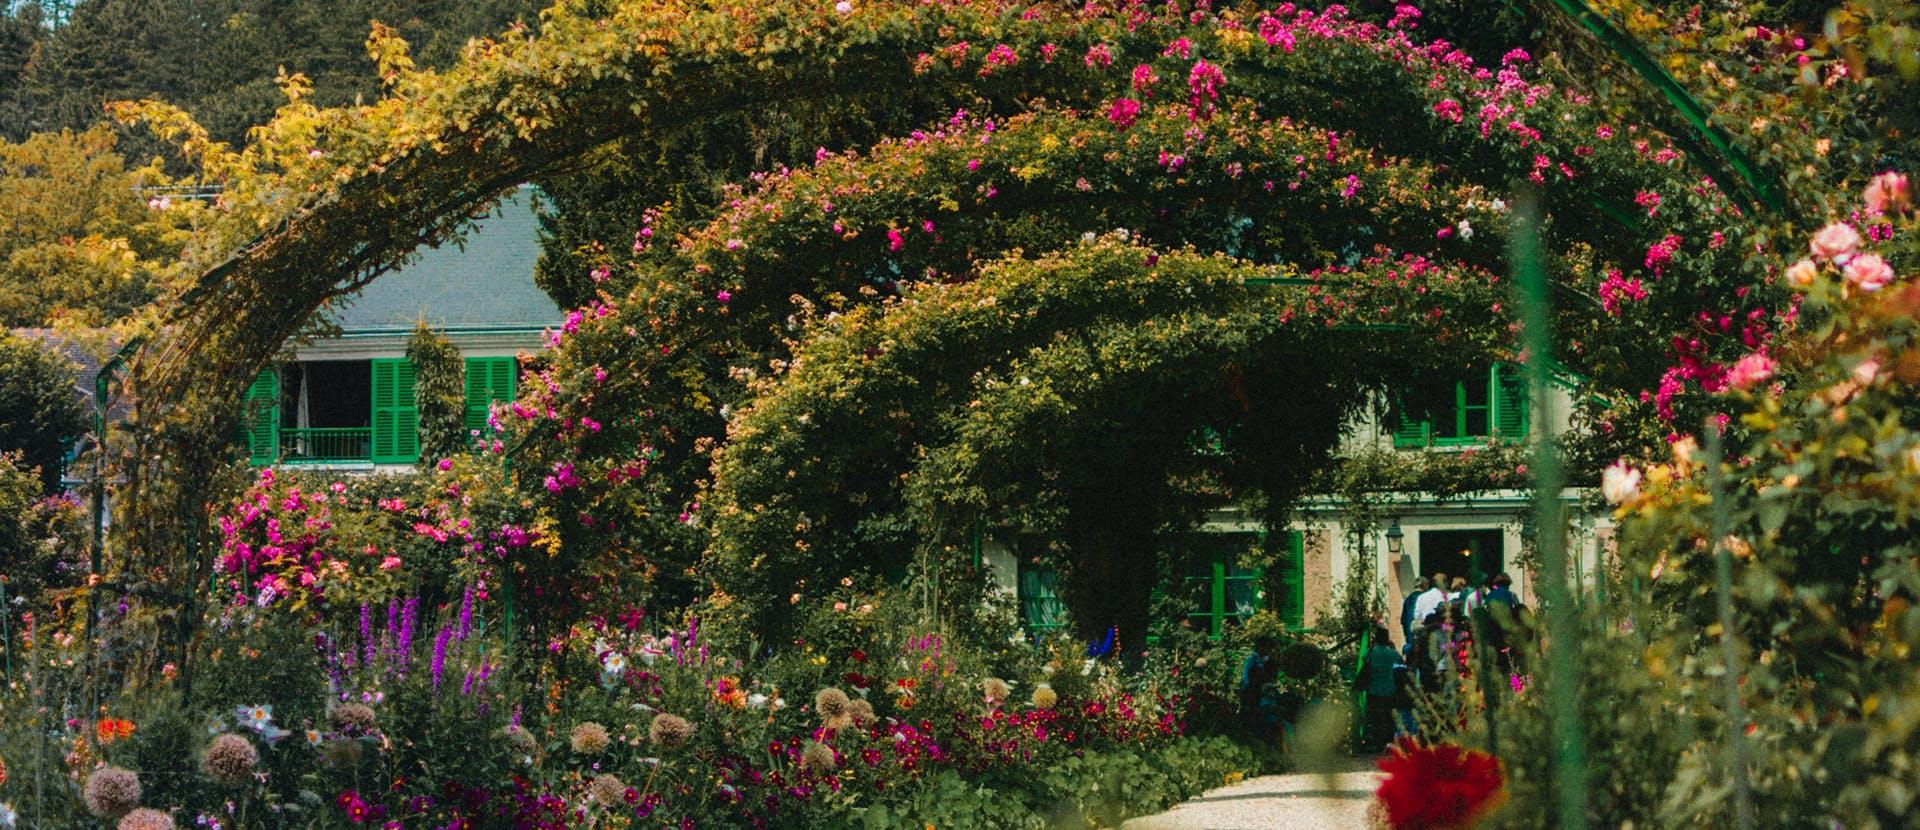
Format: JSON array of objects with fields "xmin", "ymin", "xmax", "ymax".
[
  {"xmin": 1844, "ymin": 253, "xmax": 1894, "ymax": 292},
  {"xmin": 1726, "ymin": 352, "xmax": 1776, "ymax": 390},
  {"xmin": 1107, "ymin": 98, "xmax": 1142, "ymax": 129},
  {"xmin": 1783, "ymin": 258, "xmax": 1818, "ymax": 288},
  {"xmin": 1863, "ymin": 172, "xmax": 1910, "ymax": 214},
  {"xmin": 1809, "ymin": 222, "xmax": 1861, "ymax": 260}
]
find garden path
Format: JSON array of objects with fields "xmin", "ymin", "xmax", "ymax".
[{"xmin": 1122, "ymin": 761, "xmax": 1379, "ymax": 830}]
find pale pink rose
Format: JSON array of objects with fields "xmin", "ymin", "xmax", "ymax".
[
  {"xmin": 1844, "ymin": 253, "xmax": 1894, "ymax": 292},
  {"xmin": 1809, "ymin": 222, "xmax": 1862, "ymax": 260},
  {"xmin": 1726, "ymin": 352, "xmax": 1776, "ymax": 390},
  {"xmin": 833, "ymin": 602, "xmax": 848, "ymax": 612},
  {"xmin": 379, "ymin": 556, "xmax": 403, "ymax": 570},
  {"xmin": 1600, "ymin": 461, "xmax": 1641, "ymax": 505},
  {"xmin": 1852, "ymin": 359, "xmax": 1881, "ymax": 385},
  {"xmin": 1863, "ymin": 172, "xmax": 1911, "ymax": 214},
  {"xmin": 1783, "ymin": 258, "xmax": 1818, "ymax": 288}
]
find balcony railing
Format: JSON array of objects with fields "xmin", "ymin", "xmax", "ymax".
[{"xmin": 278, "ymin": 427, "xmax": 373, "ymax": 465}]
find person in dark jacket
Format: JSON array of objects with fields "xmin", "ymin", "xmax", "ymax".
[{"xmin": 1355, "ymin": 626, "xmax": 1402, "ymax": 752}]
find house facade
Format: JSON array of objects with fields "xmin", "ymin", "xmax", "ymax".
[
  {"xmin": 983, "ymin": 363, "xmax": 1612, "ymax": 647},
  {"xmin": 240, "ymin": 188, "xmax": 560, "ymax": 468}
]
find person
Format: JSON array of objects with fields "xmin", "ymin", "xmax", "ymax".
[
  {"xmin": 1239, "ymin": 636, "xmax": 1280, "ymax": 739},
  {"xmin": 1411, "ymin": 572, "xmax": 1449, "ymax": 627},
  {"xmin": 1400, "ymin": 577, "xmax": 1430, "ymax": 644},
  {"xmin": 1448, "ymin": 575, "xmax": 1471, "ymax": 604},
  {"xmin": 1354, "ymin": 626, "xmax": 1402, "ymax": 752}
]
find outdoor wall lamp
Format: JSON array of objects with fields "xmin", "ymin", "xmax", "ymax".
[{"xmin": 1385, "ymin": 518, "xmax": 1405, "ymax": 558}]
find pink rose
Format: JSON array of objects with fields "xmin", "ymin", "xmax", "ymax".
[
  {"xmin": 1726, "ymin": 352, "xmax": 1776, "ymax": 390},
  {"xmin": 1783, "ymin": 258, "xmax": 1818, "ymax": 288},
  {"xmin": 1809, "ymin": 222, "xmax": 1861, "ymax": 260},
  {"xmin": 380, "ymin": 556, "xmax": 403, "ymax": 570},
  {"xmin": 1863, "ymin": 171, "xmax": 1910, "ymax": 214},
  {"xmin": 1852, "ymin": 359, "xmax": 1881, "ymax": 385},
  {"xmin": 1844, "ymin": 253, "xmax": 1894, "ymax": 292}
]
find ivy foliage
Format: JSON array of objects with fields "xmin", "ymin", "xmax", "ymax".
[{"xmin": 406, "ymin": 323, "xmax": 467, "ymax": 461}]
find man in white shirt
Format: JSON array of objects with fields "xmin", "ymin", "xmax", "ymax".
[{"xmin": 1411, "ymin": 572, "xmax": 1449, "ymax": 627}]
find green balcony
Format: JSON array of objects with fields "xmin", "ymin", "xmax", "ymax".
[{"xmin": 277, "ymin": 427, "xmax": 374, "ymax": 465}]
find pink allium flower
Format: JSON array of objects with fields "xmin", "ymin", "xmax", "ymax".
[
  {"xmin": 1726, "ymin": 352, "xmax": 1776, "ymax": 390},
  {"xmin": 1844, "ymin": 253, "xmax": 1894, "ymax": 292},
  {"xmin": 1864, "ymin": 172, "xmax": 1911, "ymax": 214},
  {"xmin": 1809, "ymin": 221, "xmax": 1862, "ymax": 260}
]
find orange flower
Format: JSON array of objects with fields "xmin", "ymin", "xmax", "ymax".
[
  {"xmin": 95, "ymin": 718, "xmax": 136, "ymax": 744},
  {"xmin": 714, "ymin": 676, "xmax": 747, "ymax": 709}
]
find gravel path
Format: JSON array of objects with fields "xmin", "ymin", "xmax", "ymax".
[{"xmin": 1122, "ymin": 762, "xmax": 1380, "ymax": 830}]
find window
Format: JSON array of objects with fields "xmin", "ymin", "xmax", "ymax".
[
  {"xmin": 1017, "ymin": 568, "xmax": 1068, "ymax": 637},
  {"xmin": 1184, "ymin": 532, "xmax": 1285, "ymax": 638},
  {"xmin": 1391, "ymin": 363, "xmax": 1528, "ymax": 449},
  {"xmin": 464, "ymin": 356, "xmax": 517, "ymax": 441}
]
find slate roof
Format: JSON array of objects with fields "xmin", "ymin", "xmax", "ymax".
[{"xmin": 327, "ymin": 186, "xmax": 563, "ymax": 334}]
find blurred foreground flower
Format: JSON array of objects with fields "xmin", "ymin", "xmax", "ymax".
[{"xmin": 1374, "ymin": 740, "xmax": 1505, "ymax": 829}]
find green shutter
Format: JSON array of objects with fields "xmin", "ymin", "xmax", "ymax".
[
  {"xmin": 371, "ymin": 358, "xmax": 420, "ymax": 464},
  {"xmin": 242, "ymin": 368, "xmax": 280, "ymax": 465},
  {"xmin": 463, "ymin": 357, "xmax": 516, "ymax": 438},
  {"xmin": 1018, "ymin": 567, "xmax": 1067, "ymax": 636},
  {"xmin": 1276, "ymin": 530, "xmax": 1306, "ymax": 630},
  {"xmin": 1390, "ymin": 404, "xmax": 1430, "ymax": 449},
  {"xmin": 1492, "ymin": 363, "xmax": 1529, "ymax": 440}
]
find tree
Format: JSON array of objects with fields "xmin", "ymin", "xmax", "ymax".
[
  {"xmin": 0, "ymin": 330, "xmax": 88, "ymax": 491},
  {"xmin": 0, "ymin": 124, "xmax": 189, "ymax": 326}
]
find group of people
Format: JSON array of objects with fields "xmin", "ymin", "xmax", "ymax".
[
  {"xmin": 1233, "ymin": 569, "xmax": 1534, "ymax": 754},
  {"xmin": 1354, "ymin": 570, "xmax": 1532, "ymax": 752}
]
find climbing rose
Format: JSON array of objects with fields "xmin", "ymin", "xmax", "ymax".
[
  {"xmin": 1863, "ymin": 171, "xmax": 1910, "ymax": 214},
  {"xmin": 1809, "ymin": 222, "xmax": 1862, "ymax": 260},
  {"xmin": 1726, "ymin": 352, "xmax": 1776, "ymax": 390},
  {"xmin": 1374, "ymin": 740, "xmax": 1506, "ymax": 830},
  {"xmin": 1844, "ymin": 253, "xmax": 1894, "ymax": 292},
  {"xmin": 1783, "ymin": 258, "xmax": 1818, "ymax": 288},
  {"xmin": 1107, "ymin": 98, "xmax": 1142, "ymax": 129},
  {"xmin": 1601, "ymin": 460, "xmax": 1641, "ymax": 505}
]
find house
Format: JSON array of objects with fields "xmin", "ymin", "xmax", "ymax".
[
  {"xmin": 240, "ymin": 187, "xmax": 560, "ymax": 468},
  {"xmin": 985, "ymin": 362, "xmax": 1614, "ymax": 646}
]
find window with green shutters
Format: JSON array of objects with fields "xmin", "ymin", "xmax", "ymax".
[
  {"xmin": 463, "ymin": 357, "xmax": 517, "ymax": 441},
  {"xmin": 242, "ymin": 367, "xmax": 280, "ymax": 465},
  {"xmin": 1017, "ymin": 568, "xmax": 1068, "ymax": 637},
  {"xmin": 1185, "ymin": 533, "xmax": 1265, "ymax": 638},
  {"xmin": 370, "ymin": 358, "xmax": 420, "ymax": 464},
  {"xmin": 1391, "ymin": 363, "xmax": 1529, "ymax": 449}
]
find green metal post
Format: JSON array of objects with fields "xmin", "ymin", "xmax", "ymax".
[
  {"xmin": 1513, "ymin": 187, "xmax": 1588, "ymax": 829},
  {"xmin": 0, "ymin": 575, "xmax": 11, "ymax": 682},
  {"xmin": 88, "ymin": 337, "xmax": 140, "ymax": 716}
]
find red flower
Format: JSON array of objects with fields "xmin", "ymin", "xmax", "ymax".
[{"xmin": 1375, "ymin": 740, "xmax": 1506, "ymax": 829}]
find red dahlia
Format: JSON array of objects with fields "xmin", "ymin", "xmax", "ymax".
[{"xmin": 1374, "ymin": 739, "xmax": 1507, "ymax": 829}]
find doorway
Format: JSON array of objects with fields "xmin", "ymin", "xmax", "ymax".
[{"xmin": 1417, "ymin": 528, "xmax": 1505, "ymax": 589}]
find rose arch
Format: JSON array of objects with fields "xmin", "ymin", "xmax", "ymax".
[{"xmin": 114, "ymin": 0, "xmax": 1797, "ymax": 656}]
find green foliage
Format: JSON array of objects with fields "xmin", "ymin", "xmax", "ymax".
[
  {"xmin": 0, "ymin": 125, "xmax": 187, "ymax": 327},
  {"xmin": 406, "ymin": 323, "xmax": 466, "ymax": 461},
  {"xmin": 0, "ymin": 331, "xmax": 87, "ymax": 491}
]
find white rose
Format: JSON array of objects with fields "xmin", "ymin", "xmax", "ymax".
[{"xmin": 1601, "ymin": 460, "xmax": 1642, "ymax": 505}]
